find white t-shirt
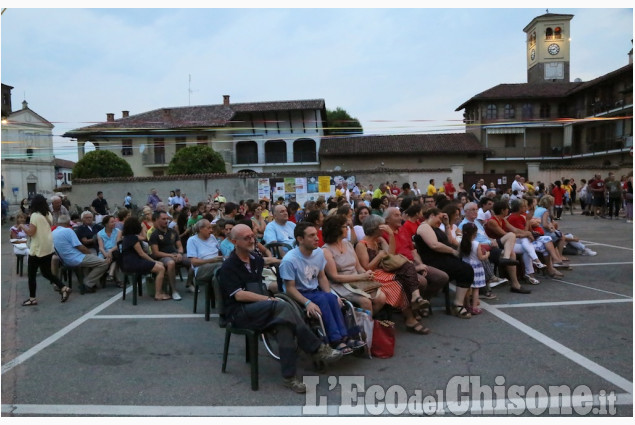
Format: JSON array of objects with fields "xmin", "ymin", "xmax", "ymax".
[{"xmin": 477, "ymin": 208, "xmax": 491, "ymax": 222}]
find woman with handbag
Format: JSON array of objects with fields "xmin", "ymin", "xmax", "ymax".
[
  {"xmin": 322, "ymin": 214, "xmax": 386, "ymax": 316},
  {"xmin": 356, "ymin": 214, "xmax": 430, "ymax": 334}
]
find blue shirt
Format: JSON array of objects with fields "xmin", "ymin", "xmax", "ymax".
[
  {"xmin": 533, "ymin": 206, "xmax": 547, "ymax": 222},
  {"xmin": 97, "ymin": 227, "xmax": 120, "ymax": 258},
  {"xmin": 458, "ymin": 218, "xmax": 491, "ymax": 245},
  {"xmin": 187, "ymin": 234, "xmax": 220, "ymax": 276},
  {"xmin": 263, "ymin": 220, "xmax": 296, "ymax": 248},
  {"xmin": 52, "ymin": 226, "xmax": 85, "ymax": 267},
  {"xmin": 279, "ymin": 247, "xmax": 326, "ymax": 292},
  {"xmin": 219, "ymin": 238, "xmax": 235, "ymax": 257}
]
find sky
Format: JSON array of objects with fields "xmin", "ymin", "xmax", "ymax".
[{"xmin": 1, "ymin": 4, "xmax": 633, "ymax": 162}]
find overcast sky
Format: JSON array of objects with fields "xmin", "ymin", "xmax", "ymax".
[{"xmin": 1, "ymin": 5, "xmax": 632, "ymax": 161}]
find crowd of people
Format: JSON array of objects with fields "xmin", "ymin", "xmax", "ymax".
[{"xmin": 9, "ymin": 172, "xmax": 630, "ymax": 393}]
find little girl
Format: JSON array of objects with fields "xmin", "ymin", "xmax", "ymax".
[{"xmin": 459, "ymin": 223, "xmax": 488, "ymax": 315}]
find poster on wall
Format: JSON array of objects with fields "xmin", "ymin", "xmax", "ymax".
[
  {"xmin": 273, "ymin": 182, "xmax": 285, "ymax": 200},
  {"xmin": 318, "ymin": 176, "xmax": 331, "ymax": 193},
  {"xmin": 307, "ymin": 177, "xmax": 319, "ymax": 193},
  {"xmin": 258, "ymin": 178, "xmax": 270, "ymax": 200},
  {"xmin": 284, "ymin": 178, "xmax": 296, "ymax": 194},
  {"xmin": 296, "ymin": 193, "xmax": 308, "ymax": 206},
  {"xmin": 295, "ymin": 178, "xmax": 307, "ymax": 194}
]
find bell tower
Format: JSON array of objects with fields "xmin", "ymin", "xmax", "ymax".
[{"xmin": 524, "ymin": 13, "xmax": 573, "ymax": 84}]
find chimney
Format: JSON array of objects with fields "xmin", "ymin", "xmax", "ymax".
[
  {"xmin": 162, "ymin": 108, "xmax": 172, "ymax": 121},
  {"xmin": 106, "ymin": 113, "xmax": 114, "ymax": 122},
  {"xmin": 223, "ymin": 95, "xmax": 230, "ymax": 106},
  {"xmin": 122, "ymin": 110, "xmax": 129, "ymax": 118}
]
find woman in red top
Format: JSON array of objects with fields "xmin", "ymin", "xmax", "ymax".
[
  {"xmin": 485, "ymin": 201, "xmax": 547, "ymax": 285},
  {"xmin": 551, "ymin": 180, "xmax": 566, "ymax": 220},
  {"xmin": 507, "ymin": 199, "xmax": 564, "ymax": 278}
]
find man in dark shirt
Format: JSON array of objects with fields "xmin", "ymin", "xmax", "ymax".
[
  {"xmin": 589, "ymin": 174, "xmax": 606, "ymax": 219},
  {"xmin": 90, "ymin": 191, "xmax": 109, "ymax": 218},
  {"xmin": 218, "ymin": 224, "xmax": 342, "ymax": 393},
  {"xmin": 75, "ymin": 211, "xmax": 103, "ymax": 254},
  {"xmin": 149, "ymin": 210, "xmax": 191, "ymax": 300}
]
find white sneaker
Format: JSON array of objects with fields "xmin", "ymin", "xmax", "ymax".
[
  {"xmin": 171, "ymin": 291, "xmax": 182, "ymax": 301},
  {"xmin": 582, "ymin": 249, "xmax": 597, "ymax": 256},
  {"xmin": 187, "ymin": 285, "xmax": 198, "ymax": 293},
  {"xmin": 488, "ymin": 276, "xmax": 508, "ymax": 288}
]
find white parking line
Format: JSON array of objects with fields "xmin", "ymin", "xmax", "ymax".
[
  {"xmin": 483, "ymin": 305, "xmax": 633, "ymax": 394},
  {"xmin": 548, "ymin": 279, "xmax": 633, "ymax": 298},
  {"xmin": 2, "ymin": 392, "xmax": 633, "ymax": 416},
  {"xmin": 494, "ymin": 299, "xmax": 633, "ymax": 309},
  {"xmin": 579, "ymin": 241, "xmax": 633, "ymax": 251},
  {"xmin": 1, "ymin": 290, "xmax": 126, "ymax": 375},
  {"xmin": 567, "ymin": 262, "xmax": 633, "ymax": 267}
]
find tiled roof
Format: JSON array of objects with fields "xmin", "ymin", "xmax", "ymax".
[
  {"xmin": 456, "ymin": 63, "xmax": 633, "ymax": 111},
  {"xmin": 569, "ymin": 63, "xmax": 633, "ymax": 95},
  {"xmin": 523, "ymin": 13, "xmax": 574, "ymax": 32},
  {"xmin": 54, "ymin": 158, "xmax": 76, "ymax": 168},
  {"xmin": 455, "ymin": 82, "xmax": 582, "ymax": 111},
  {"xmin": 63, "ymin": 99, "xmax": 325, "ymax": 136},
  {"xmin": 319, "ymin": 133, "xmax": 488, "ymax": 157}
]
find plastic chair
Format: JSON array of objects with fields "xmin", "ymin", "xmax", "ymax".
[
  {"xmin": 192, "ymin": 263, "xmax": 222, "ymax": 321},
  {"xmin": 116, "ymin": 241, "xmax": 144, "ymax": 305},
  {"xmin": 213, "ymin": 269, "xmax": 261, "ymax": 391},
  {"xmin": 264, "ymin": 242, "xmax": 292, "ymax": 259},
  {"xmin": 56, "ymin": 249, "xmax": 85, "ymax": 294}
]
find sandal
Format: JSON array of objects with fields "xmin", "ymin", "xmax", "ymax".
[
  {"xmin": 22, "ymin": 298, "xmax": 38, "ymax": 306},
  {"xmin": 60, "ymin": 286, "xmax": 71, "ymax": 303},
  {"xmin": 154, "ymin": 294, "xmax": 171, "ymax": 301},
  {"xmin": 481, "ymin": 290, "xmax": 497, "ymax": 300},
  {"xmin": 548, "ymin": 271, "xmax": 564, "ymax": 278},
  {"xmin": 332, "ymin": 342, "xmax": 354, "ymax": 355},
  {"xmin": 451, "ymin": 304, "xmax": 471, "ymax": 319},
  {"xmin": 532, "ymin": 260, "xmax": 547, "ymax": 269},
  {"xmin": 410, "ymin": 297, "xmax": 430, "ymax": 317},
  {"xmin": 346, "ymin": 338, "xmax": 366, "ymax": 350},
  {"xmin": 405, "ymin": 322, "xmax": 430, "ymax": 335}
]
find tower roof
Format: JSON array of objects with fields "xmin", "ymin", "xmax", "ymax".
[{"xmin": 523, "ymin": 13, "xmax": 573, "ymax": 33}]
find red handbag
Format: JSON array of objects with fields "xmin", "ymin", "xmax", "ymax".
[{"xmin": 370, "ymin": 320, "xmax": 395, "ymax": 359}]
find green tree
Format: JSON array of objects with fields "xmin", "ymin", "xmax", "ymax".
[
  {"xmin": 73, "ymin": 150, "xmax": 133, "ymax": 179},
  {"xmin": 326, "ymin": 107, "xmax": 363, "ymax": 135},
  {"xmin": 168, "ymin": 144, "xmax": 226, "ymax": 175}
]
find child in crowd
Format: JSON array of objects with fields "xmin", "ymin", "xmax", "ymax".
[{"xmin": 459, "ymin": 223, "xmax": 488, "ymax": 315}]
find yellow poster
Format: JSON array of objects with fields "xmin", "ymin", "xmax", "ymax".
[{"xmin": 318, "ymin": 176, "xmax": 331, "ymax": 193}]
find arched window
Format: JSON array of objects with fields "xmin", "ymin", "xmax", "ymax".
[
  {"xmin": 503, "ymin": 104, "xmax": 515, "ymax": 119},
  {"xmin": 293, "ymin": 139, "xmax": 316, "ymax": 162},
  {"xmin": 236, "ymin": 141, "xmax": 258, "ymax": 164},
  {"xmin": 539, "ymin": 103, "xmax": 551, "ymax": 118},
  {"xmin": 554, "ymin": 27, "xmax": 562, "ymax": 39},
  {"xmin": 545, "ymin": 27, "xmax": 553, "ymax": 40},
  {"xmin": 265, "ymin": 140, "xmax": 287, "ymax": 163},
  {"xmin": 486, "ymin": 104, "xmax": 497, "ymax": 120}
]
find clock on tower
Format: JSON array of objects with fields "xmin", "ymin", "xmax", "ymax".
[{"xmin": 523, "ymin": 13, "xmax": 572, "ymax": 83}]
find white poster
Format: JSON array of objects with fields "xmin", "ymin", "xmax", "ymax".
[
  {"xmin": 295, "ymin": 177, "xmax": 307, "ymax": 194},
  {"xmin": 258, "ymin": 178, "xmax": 270, "ymax": 200}
]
